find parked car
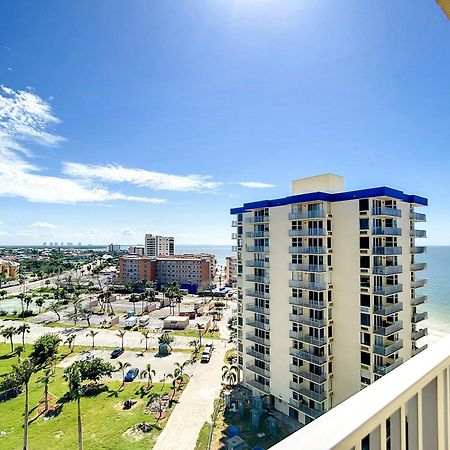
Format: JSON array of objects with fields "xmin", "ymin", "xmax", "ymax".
[
  {"xmin": 201, "ymin": 347, "xmax": 212, "ymax": 363},
  {"xmin": 205, "ymin": 342, "xmax": 214, "ymax": 351},
  {"xmin": 110, "ymin": 347, "xmax": 124, "ymax": 359},
  {"xmin": 124, "ymin": 367, "xmax": 139, "ymax": 382}
]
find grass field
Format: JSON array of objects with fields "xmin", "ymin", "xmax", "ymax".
[{"xmin": 0, "ymin": 343, "xmax": 185, "ymax": 449}]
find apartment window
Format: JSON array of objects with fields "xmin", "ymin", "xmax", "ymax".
[
  {"xmin": 360, "ymin": 256, "xmax": 370, "ymax": 269},
  {"xmin": 361, "ymin": 375, "xmax": 371, "ymax": 386},
  {"xmin": 360, "ymin": 351, "xmax": 370, "ymax": 365},
  {"xmin": 360, "ymin": 275, "xmax": 370, "ymax": 288},
  {"xmin": 360, "ymin": 218, "xmax": 369, "ymax": 230},
  {"xmin": 359, "ymin": 199, "xmax": 369, "ymax": 211},
  {"xmin": 360, "ymin": 236, "xmax": 370, "ymax": 249},
  {"xmin": 360, "ymin": 313, "xmax": 370, "ymax": 327},
  {"xmin": 360, "ymin": 294, "xmax": 370, "ymax": 307},
  {"xmin": 360, "ymin": 332, "xmax": 370, "ymax": 346}
]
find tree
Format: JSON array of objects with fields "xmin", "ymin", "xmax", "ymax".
[
  {"xmin": 166, "ymin": 371, "xmax": 182, "ymax": 400},
  {"xmin": 222, "ymin": 365, "xmax": 239, "ymax": 387},
  {"xmin": 116, "ymin": 330, "xmax": 126, "ymax": 350},
  {"xmin": 37, "ymin": 368, "xmax": 55, "ymax": 413},
  {"xmin": 139, "ymin": 292, "xmax": 147, "ymax": 314},
  {"xmin": 1, "ymin": 326, "xmax": 17, "ymax": 353},
  {"xmin": 17, "ymin": 323, "xmax": 30, "ymax": 347},
  {"xmin": 80, "ymin": 308, "xmax": 93, "ymax": 327},
  {"xmin": 196, "ymin": 323, "xmax": 204, "ymax": 346},
  {"xmin": 173, "ymin": 360, "xmax": 190, "ymax": 385},
  {"xmin": 24, "ymin": 295, "xmax": 33, "ymax": 314},
  {"xmin": 49, "ymin": 300, "xmax": 62, "ymax": 321},
  {"xmin": 31, "ymin": 333, "xmax": 61, "ymax": 365},
  {"xmin": 14, "ymin": 357, "xmax": 35, "ymax": 450},
  {"xmin": 189, "ymin": 339, "xmax": 200, "ymax": 360},
  {"xmin": 15, "ymin": 344, "xmax": 24, "ymax": 362},
  {"xmin": 140, "ymin": 363, "xmax": 156, "ymax": 389},
  {"xmin": 86, "ymin": 330, "xmax": 98, "ymax": 349},
  {"xmin": 116, "ymin": 361, "xmax": 131, "ymax": 386},
  {"xmin": 129, "ymin": 294, "xmax": 139, "ymax": 315},
  {"xmin": 141, "ymin": 329, "xmax": 151, "ymax": 351},
  {"xmin": 76, "ymin": 358, "xmax": 114, "ymax": 383},
  {"xmin": 148, "ymin": 392, "xmax": 163, "ymax": 421},
  {"xmin": 18, "ymin": 293, "xmax": 26, "ymax": 318},
  {"xmin": 158, "ymin": 332, "xmax": 174, "ymax": 352},
  {"xmin": 35, "ymin": 297, "xmax": 45, "ymax": 313},
  {"xmin": 64, "ymin": 364, "xmax": 83, "ymax": 450},
  {"xmin": 65, "ymin": 334, "xmax": 76, "ymax": 353}
]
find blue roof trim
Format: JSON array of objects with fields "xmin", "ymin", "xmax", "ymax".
[{"xmin": 230, "ymin": 186, "xmax": 427, "ymax": 214}]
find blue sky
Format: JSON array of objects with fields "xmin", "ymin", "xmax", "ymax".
[{"xmin": 0, "ymin": 0, "xmax": 449, "ymax": 246}]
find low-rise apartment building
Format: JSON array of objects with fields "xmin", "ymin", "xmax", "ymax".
[
  {"xmin": 225, "ymin": 256, "xmax": 238, "ymax": 286},
  {"xmin": 0, "ymin": 259, "xmax": 20, "ymax": 279}
]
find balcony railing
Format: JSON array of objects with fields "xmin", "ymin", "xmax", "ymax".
[
  {"xmin": 289, "ymin": 348, "xmax": 328, "ymax": 365},
  {"xmin": 373, "ymin": 265, "xmax": 403, "ymax": 275},
  {"xmin": 245, "ymin": 231, "xmax": 270, "ymax": 238},
  {"xmin": 289, "ymin": 330, "xmax": 327, "ymax": 347},
  {"xmin": 289, "ymin": 263, "xmax": 326, "ymax": 272},
  {"xmin": 410, "ymin": 229, "xmax": 427, "ymax": 238},
  {"xmin": 411, "ymin": 246, "xmax": 426, "ymax": 254},
  {"xmin": 412, "ymin": 311, "xmax": 428, "ymax": 323},
  {"xmin": 289, "ymin": 228, "xmax": 326, "ymax": 237},
  {"xmin": 374, "ymin": 357, "xmax": 403, "ymax": 375},
  {"xmin": 372, "ymin": 227, "xmax": 402, "ymax": 236},
  {"xmin": 246, "ymin": 216, "xmax": 269, "ymax": 224},
  {"xmin": 246, "ymin": 347, "xmax": 271, "ymax": 362},
  {"xmin": 289, "ymin": 297, "xmax": 326, "ymax": 310},
  {"xmin": 411, "ymin": 279, "xmax": 427, "ymax": 288},
  {"xmin": 246, "ymin": 274, "xmax": 270, "ymax": 283},
  {"xmin": 411, "ymin": 295, "xmax": 427, "ymax": 306},
  {"xmin": 288, "ymin": 398, "xmax": 325, "ymax": 419},
  {"xmin": 231, "ymin": 220, "xmax": 239, "ymax": 227},
  {"xmin": 245, "ymin": 303, "xmax": 270, "ymax": 315},
  {"xmin": 231, "ymin": 233, "xmax": 238, "ymax": 240},
  {"xmin": 373, "ymin": 320, "xmax": 403, "ymax": 336},
  {"xmin": 372, "ymin": 207, "xmax": 402, "ymax": 217},
  {"xmin": 373, "ymin": 284, "xmax": 403, "ymax": 295},
  {"xmin": 246, "ymin": 333, "xmax": 270, "ymax": 347},
  {"xmin": 412, "ymin": 345, "xmax": 428, "ymax": 356},
  {"xmin": 246, "ymin": 318, "xmax": 270, "ymax": 331},
  {"xmin": 246, "ymin": 246, "xmax": 270, "ymax": 253},
  {"xmin": 246, "ymin": 260, "xmax": 270, "ymax": 268},
  {"xmin": 245, "ymin": 289, "xmax": 270, "ymax": 299},
  {"xmin": 289, "ymin": 314, "xmax": 327, "ymax": 328},
  {"xmin": 288, "ymin": 210, "xmax": 327, "ymax": 220},
  {"xmin": 373, "ymin": 246, "xmax": 402, "ymax": 255},
  {"xmin": 289, "ymin": 280, "xmax": 327, "ymax": 291},
  {"xmin": 246, "ymin": 378, "xmax": 270, "ymax": 394},
  {"xmin": 289, "ymin": 382, "xmax": 327, "ymax": 402},
  {"xmin": 373, "ymin": 339, "xmax": 403, "ymax": 357},
  {"xmin": 412, "ymin": 328, "xmax": 427, "ymax": 341},
  {"xmin": 411, "ymin": 262, "xmax": 427, "ymax": 271},
  {"xmin": 246, "ymin": 362, "xmax": 270, "ymax": 378},
  {"xmin": 289, "ymin": 365, "xmax": 327, "ymax": 384},
  {"xmin": 410, "ymin": 211, "xmax": 426, "ymax": 221},
  {"xmin": 373, "ymin": 302, "xmax": 403, "ymax": 316},
  {"xmin": 289, "ymin": 246, "xmax": 326, "ymax": 254}
]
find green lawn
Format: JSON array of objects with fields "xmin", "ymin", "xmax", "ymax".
[
  {"xmin": 0, "ymin": 343, "xmax": 184, "ymax": 449},
  {"xmin": 194, "ymin": 421, "xmax": 212, "ymax": 450},
  {"xmin": 170, "ymin": 329, "xmax": 221, "ymax": 340}
]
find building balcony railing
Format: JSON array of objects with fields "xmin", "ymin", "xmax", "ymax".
[
  {"xmin": 246, "ymin": 362, "xmax": 270, "ymax": 378},
  {"xmin": 289, "ymin": 297, "xmax": 326, "ymax": 310},
  {"xmin": 410, "ymin": 262, "xmax": 427, "ymax": 272},
  {"xmin": 245, "ymin": 333, "xmax": 270, "ymax": 347},
  {"xmin": 245, "ymin": 289, "xmax": 270, "ymax": 299},
  {"xmin": 411, "ymin": 246, "xmax": 426, "ymax": 254},
  {"xmin": 288, "ymin": 210, "xmax": 327, "ymax": 220},
  {"xmin": 246, "ymin": 347, "xmax": 271, "ymax": 362},
  {"xmin": 289, "ymin": 365, "xmax": 327, "ymax": 384},
  {"xmin": 246, "ymin": 378, "xmax": 270, "ymax": 394},
  {"xmin": 231, "ymin": 246, "xmax": 238, "ymax": 252},
  {"xmin": 374, "ymin": 357, "xmax": 403, "ymax": 376},
  {"xmin": 288, "ymin": 398, "xmax": 325, "ymax": 419},
  {"xmin": 412, "ymin": 311, "xmax": 428, "ymax": 323},
  {"xmin": 246, "ymin": 260, "xmax": 270, "ymax": 268},
  {"xmin": 288, "ymin": 229, "xmax": 326, "ymax": 237},
  {"xmin": 373, "ymin": 284, "xmax": 403, "ymax": 296},
  {"xmin": 373, "ymin": 339, "xmax": 403, "ymax": 357},
  {"xmin": 289, "ymin": 382, "xmax": 327, "ymax": 402},
  {"xmin": 372, "ymin": 227, "xmax": 402, "ymax": 236},
  {"xmin": 231, "ymin": 220, "xmax": 240, "ymax": 227},
  {"xmin": 245, "ymin": 231, "xmax": 270, "ymax": 238},
  {"xmin": 289, "ymin": 314, "xmax": 327, "ymax": 329},
  {"xmin": 245, "ymin": 303, "xmax": 270, "ymax": 315},
  {"xmin": 373, "ymin": 302, "xmax": 403, "ymax": 316},
  {"xmin": 246, "ymin": 274, "xmax": 270, "ymax": 283},
  {"xmin": 246, "ymin": 216, "xmax": 269, "ymax": 224},
  {"xmin": 246, "ymin": 318, "xmax": 270, "ymax": 331},
  {"xmin": 373, "ymin": 265, "xmax": 403, "ymax": 275},
  {"xmin": 373, "ymin": 246, "xmax": 402, "ymax": 255},
  {"xmin": 412, "ymin": 328, "xmax": 428, "ymax": 341},
  {"xmin": 289, "ymin": 330, "xmax": 327, "ymax": 347},
  {"xmin": 410, "ymin": 229, "xmax": 427, "ymax": 238},
  {"xmin": 412, "ymin": 345, "xmax": 428, "ymax": 357},
  {"xmin": 411, "ymin": 295, "xmax": 427, "ymax": 306},
  {"xmin": 410, "ymin": 211, "xmax": 426, "ymax": 221},
  {"xmin": 411, "ymin": 279, "xmax": 427, "ymax": 289},
  {"xmin": 231, "ymin": 233, "xmax": 238, "ymax": 240},
  {"xmin": 373, "ymin": 320, "xmax": 403, "ymax": 336},
  {"xmin": 289, "ymin": 348, "xmax": 328, "ymax": 365},
  {"xmin": 372, "ymin": 207, "xmax": 402, "ymax": 217},
  {"xmin": 289, "ymin": 246, "xmax": 327, "ymax": 254},
  {"xmin": 289, "ymin": 280, "xmax": 327, "ymax": 291},
  {"xmin": 289, "ymin": 263, "xmax": 326, "ymax": 272},
  {"xmin": 246, "ymin": 246, "xmax": 270, "ymax": 253}
]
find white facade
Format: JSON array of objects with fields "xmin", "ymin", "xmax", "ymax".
[
  {"xmin": 231, "ymin": 174, "xmax": 428, "ymax": 426},
  {"xmin": 144, "ymin": 234, "xmax": 174, "ymax": 256}
]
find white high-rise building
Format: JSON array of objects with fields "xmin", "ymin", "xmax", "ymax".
[
  {"xmin": 144, "ymin": 234, "xmax": 174, "ymax": 256},
  {"xmin": 231, "ymin": 174, "xmax": 428, "ymax": 425}
]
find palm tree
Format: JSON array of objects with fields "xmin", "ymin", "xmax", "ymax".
[
  {"xmin": 173, "ymin": 360, "xmax": 190, "ymax": 386},
  {"xmin": 116, "ymin": 330, "xmax": 126, "ymax": 350},
  {"xmin": 139, "ymin": 292, "xmax": 147, "ymax": 314},
  {"xmin": 189, "ymin": 339, "xmax": 200, "ymax": 360},
  {"xmin": 166, "ymin": 371, "xmax": 182, "ymax": 400},
  {"xmin": 65, "ymin": 334, "xmax": 76, "ymax": 353},
  {"xmin": 35, "ymin": 297, "xmax": 45, "ymax": 313},
  {"xmin": 24, "ymin": 295, "xmax": 33, "ymax": 315},
  {"xmin": 196, "ymin": 323, "xmax": 204, "ymax": 346},
  {"xmin": 140, "ymin": 363, "xmax": 156, "ymax": 389},
  {"xmin": 1, "ymin": 326, "xmax": 17, "ymax": 353},
  {"xmin": 117, "ymin": 361, "xmax": 131, "ymax": 387},
  {"xmin": 17, "ymin": 323, "xmax": 30, "ymax": 347},
  {"xmin": 64, "ymin": 364, "xmax": 83, "ymax": 450},
  {"xmin": 148, "ymin": 392, "xmax": 163, "ymax": 421},
  {"xmin": 86, "ymin": 330, "xmax": 98, "ymax": 349},
  {"xmin": 14, "ymin": 357, "xmax": 35, "ymax": 450},
  {"xmin": 37, "ymin": 368, "xmax": 55, "ymax": 413},
  {"xmin": 15, "ymin": 344, "xmax": 24, "ymax": 362},
  {"xmin": 129, "ymin": 294, "xmax": 139, "ymax": 315},
  {"xmin": 141, "ymin": 329, "xmax": 151, "ymax": 351},
  {"xmin": 222, "ymin": 365, "xmax": 239, "ymax": 387},
  {"xmin": 18, "ymin": 293, "xmax": 26, "ymax": 318}
]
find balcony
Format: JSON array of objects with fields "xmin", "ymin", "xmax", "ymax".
[
  {"xmin": 246, "ymin": 260, "xmax": 270, "ymax": 268},
  {"xmin": 288, "ymin": 210, "xmax": 326, "ymax": 220},
  {"xmin": 372, "ymin": 227, "xmax": 402, "ymax": 236},
  {"xmin": 410, "ymin": 211, "xmax": 426, "ymax": 221},
  {"xmin": 411, "ymin": 279, "xmax": 427, "ymax": 289},
  {"xmin": 289, "ymin": 297, "xmax": 326, "ymax": 310},
  {"xmin": 246, "ymin": 362, "xmax": 270, "ymax": 378},
  {"xmin": 289, "ymin": 330, "xmax": 327, "ymax": 347},
  {"xmin": 245, "ymin": 303, "xmax": 270, "ymax": 315},
  {"xmin": 373, "ymin": 339, "xmax": 403, "ymax": 357},
  {"xmin": 412, "ymin": 328, "xmax": 428, "ymax": 341},
  {"xmin": 246, "ymin": 332, "xmax": 270, "ymax": 346},
  {"xmin": 288, "ymin": 398, "xmax": 325, "ymax": 419},
  {"xmin": 246, "ymin": 318, "xmax": 270, "ymax": 331},
  {"xmin": 289, "ymin": 280, "xmax": 327, "ymax": 291},
  {"xmin": 289, "ymin": 365, "xmax": 327, "ymax": 384},
  {"xmin": 372, "ymin": 207, "xmax": 402, "ymax": 217},
  {"xmin": 411, "ymin": 246, "xmax": 426, "ymax": 254},
  {"xmin": 289, "ymin": 348, "xmax": 328, "ymax": 365},
  {"xmin": 374, "ymin": 357, "xmax": 403, "ymax": 376},
  {"xmin": 412, "ymin": 345, "xmax": 428, "ymax": 356},
  {"xmin": 373, "ymin": 246, "xmax": 402, "ymax": 255},
  {"xmin": 246, "ymin": 245, "xmax": 270, "ymax": 253},
  {"xmin": 231, "ymin": 220, "xmax": 238, "ymax": 227},
  {"xmin": 246, "ymin": 274, "xmax": 270, "ymax": 283},
  {"xmin": 289, "ymin": 263, "xmax": 326, "ymax": 272},
  {"xmin": 411, "ymin": 295, "xmax": 427, "ymax": 306},
  {"xmin": 289, "ymin": 314, "xmax": 327, "ymax": 328},
  {"xmin": 231, "ymin": 245, "xmax": 238, "ymax": 252},
  {"xmin": 289, "ymin": 246, "xmax": 326, "ymax": 254},
  {"xmin": 373, "ymin": 284, "xmax": 403, "ymax": 296},
  {"xmin": 289, "ymin": 382, "xmax": 327, "ymax": 402},
  {"xmin": 373, "ymin": 320, "xmax": 403, "ymax": 336},
  {"xmin": 410, "ymin": 229, "xmax": 427, "ymax": 238},
  {"xmin": 412, "ymin": 311, "xmax": 428, "ymax": 323},
  {"xmin": 231, "ymin": 233, "xmax": 238, "ymax": 240},
  {"xmin": 246, "ymin": 347, "xmax": 271, "ymax": 362},
  {"xmin": 373, "ymin": 302, "xmax": 403, "ymax": 316},
  {"xmin": 411, "ymin": 262, "xmax": 427, "ymax": 271},
  {"xmin": 373, "ymin": 265, "xmax": 402, "ymax": 275},
  {"xmin": 245, "ymin": 231, "xmax": 270, "ymax": 238},
  {"xmin": 246, "ymin": 378, "xmax": 270, "ymax": 394},
  {"xmin": 245, "ymin": 289, "xmax": 270, "ymax": 299},
  {"xmin": 289, "ymin": 228, "xmax": 326, "ymax": 237},
  {"xmin": 246, "ymin": 216, "xmax": 269, "ymax": 224}
]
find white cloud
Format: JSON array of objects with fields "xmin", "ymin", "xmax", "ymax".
[
  {"xmin": 237, "ymin": 181, "xmax": 275, "ymax": 188},
  {"xmin": 120, "ymin": 227, "xmax": 135, "ymax": 236},
  {"xmin": 30, "ymin": 221, "xmax": 58, "ymax": 229},
  {"xmin": 63, "ymin": 162, "xmax": 222, "ymax": 192}
]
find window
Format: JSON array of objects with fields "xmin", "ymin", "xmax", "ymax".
[
  {"xmin": 360, "ymin": 218, "xmax": 369, "ymax": 230},
  {"xmin": 360, "ymin": 236, "xmax": 370, "ymax": 249},
  {"xmin": 360, "ymin": 294, "xmax": 370, "ymax": 307},
  {"xmin": 360, "ymin": 313, "xmax": 370, "ymax": 326},
  {"xmin": 360, "ymin": 332, "xmax": 370, "ymax": 346},
  {"xmin": 359, "ymin": 199, "xmax": 369, "ymax": 211},
  {"xmin": 360, "ymin": 256, "xmax": 370, "ymax": 268},
  {"xmin": 360, "ymin": 351, "xmax": 370, "ymax": 365}
]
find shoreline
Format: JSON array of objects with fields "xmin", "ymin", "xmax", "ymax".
[{"xmin": 422, "ymin": 317, "xmax": 450, "ymax": 346}]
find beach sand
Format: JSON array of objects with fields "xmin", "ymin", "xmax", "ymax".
[{"xmin": 422, "ymin": 318, "xmax": 450, "ymax": 346}]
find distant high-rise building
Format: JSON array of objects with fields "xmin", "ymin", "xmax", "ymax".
[
  {"xmin": 43, "ymin": 242, "xmax": 47, "ymax": 246},
  {"xmin": 145, "ymin": 234, "xmax": 174, "ymax": 256},
  {"xmin": 225, "ymin": 256, "xmax": 238, "ymax": 286},
  {"xmin": 128, "ymin": 246, "xmax": 145, "ymax": 256},
  {"xmin": 108, "ymin": 243, "xmax": 121, "ymax": 255}
]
